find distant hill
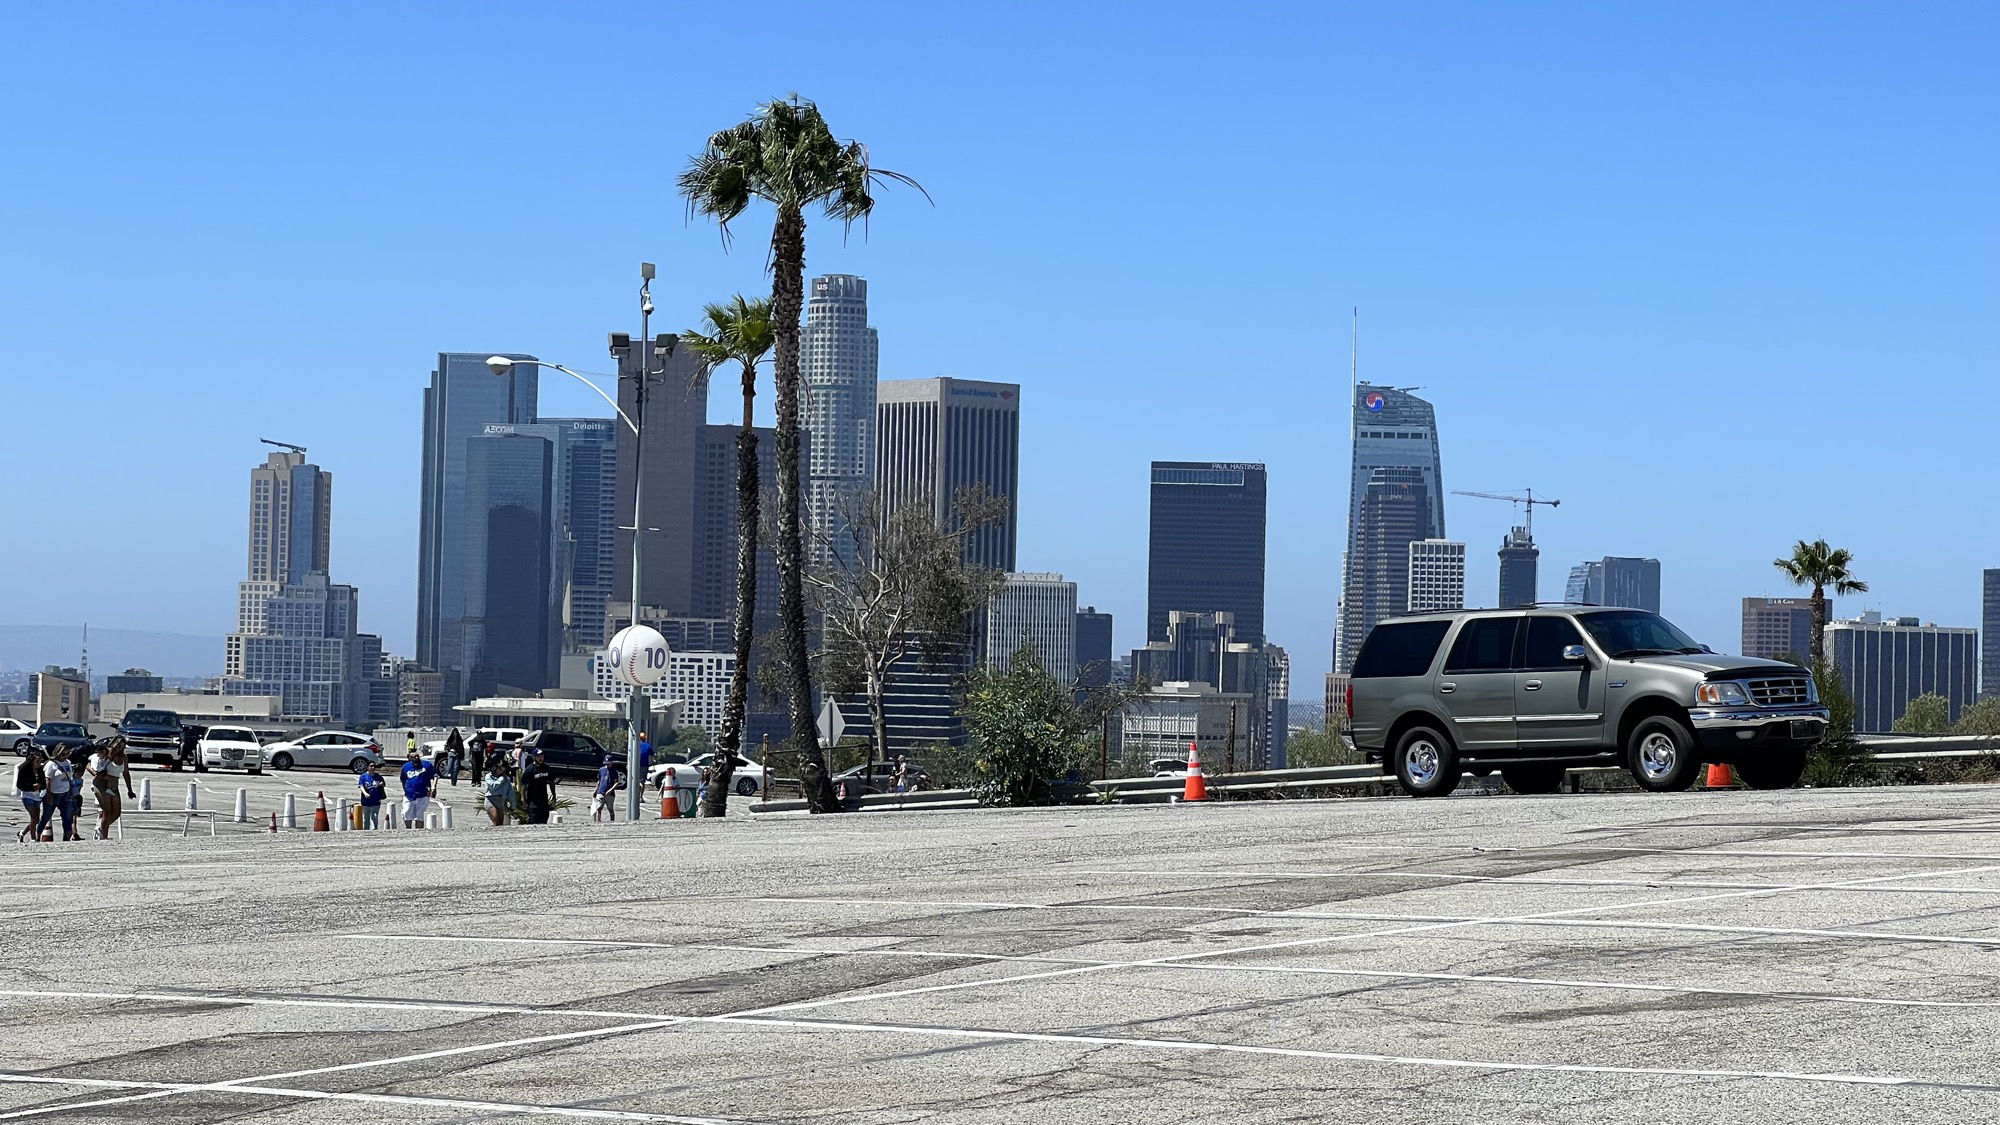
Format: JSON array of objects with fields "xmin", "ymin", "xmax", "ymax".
[{"xmin": 0, "ymin": 624, "xmax": 223, "ymax": 679}]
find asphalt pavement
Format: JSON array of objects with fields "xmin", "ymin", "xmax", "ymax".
[{"xmin": 5, "ymin": 783, "xmax": 2000, "ymax": 1122}]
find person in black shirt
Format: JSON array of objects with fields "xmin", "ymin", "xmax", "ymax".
[{"xmin": 520, "ymin": 752, "xmax": 557, "ymax": 825}]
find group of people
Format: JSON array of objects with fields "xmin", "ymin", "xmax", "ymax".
[
  {"xmin": 13, "ymin": 737, "xmax": 138, "ymax": 843},
  {"xmin": 354, "ymin": 733, "xmax": 564, "ymax": 829}
]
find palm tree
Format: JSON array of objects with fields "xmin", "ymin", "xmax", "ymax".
[
  {"xmin": 679, "ymin": 96, "xmax": 923, "ymax": 813},
  {"xmin": 681, "ymin": 294, "xmax": 773, "ymax": 818},
  {"xmin": 1773, "ymin": 538, "xmax": 1869, "ymax": 667}
]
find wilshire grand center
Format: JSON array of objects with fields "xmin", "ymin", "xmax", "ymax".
[{"xmin": 1335, "ymin": 384, "xmax": 1446, "ymax": 674}]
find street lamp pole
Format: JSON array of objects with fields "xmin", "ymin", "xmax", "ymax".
[{"xmin": 627, "ymin": 263, "xmax": 656, "ymax": 823}]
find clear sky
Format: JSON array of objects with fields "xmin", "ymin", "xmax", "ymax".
[{"xmin": 4, "ymin": 1, "xmax": 1996, "ymax": 691}]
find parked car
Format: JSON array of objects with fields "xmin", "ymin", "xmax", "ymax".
[
  {"xmin": 831, "ymin": 760, "xmax": 931, "ymax": 795},
  {"xmin": 261, "ymin": 730, "xmax": 383, "ymax": 773},
  {"xmin": 422, "ymin": 727, "xmax": 534, "ymax": 761},
  {"xmin": 197, "ymin": 726, "xmax": 265, "ymax": 774},
  {"xmin": 29, "ymin": 722, "xmax": 92, "ymax": 757},
  {"xmin": 117, "ymin": 708, "xmax": 187, "ymax": 767},
  {"xmin": 1346, "ymin": 606, "xmax": 1830, "ymax": 797},
  {"xmin": 1, "ymin": 718, "xmax": 37, "ymax": 752},
  {"xmin": 519, "ymin": 728, "xmax": 617, "ymax": 781},
  {"xmin": 646, "ymin": 752, "xmax": 761, "ymax": 796}
]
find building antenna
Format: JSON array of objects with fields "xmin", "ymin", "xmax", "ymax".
[{"xmin": 1349, "ymin": 307, "xmax": 1359, "ymax": 440}]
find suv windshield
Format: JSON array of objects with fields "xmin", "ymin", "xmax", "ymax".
[
  {"xmin": 1577, "ymin": 611, "xmax": 1703, "ymax": 658},
  {"xmin": 125, "ymin": 711, "xmax": 178, "ymax": 726},
  {"xmin": 43, "ymin": 724, "xmax": 85, "ymax": 737},
  {"xmin": 209, "ymin": 729, "xmax": 254, "ymax": 742}
]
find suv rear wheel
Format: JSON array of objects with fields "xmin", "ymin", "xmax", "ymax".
[
  {"xmin": 1734, "ymin": 749, "xmax": 1807, "ymax": 791},
  {"xmin": 1501, "ymin": 764, "xmax": 1566, "ymax": 794},
  {"xmin": 1626, "ymin": 715, "xmax": 1700, "ymax": 792},
  {"xmin": 1392, "ymin": 724, "xmax": 1461, "ymax": 798}
]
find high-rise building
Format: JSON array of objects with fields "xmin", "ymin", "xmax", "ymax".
[
  {"xmin": 1564, "ymin": 562, "xmax": 1598, "ymax": 604},
  {"xmin": 1497, "ymin": 526, "xmax": 1538, "ymax": 608},
  {"xmin": 460, "ymin": 430, "xmax": 556, "ymax": 699},
  {"xmin": 1114, "ymin": 681, "xmax": 1261, "ymax": 772},
  {"xmin": 418, "ymin": 352, "xmax": 539, "ymax": 703},
  {"xmin": 693, "ymin": 424, "xmax": 784, "ymax": 629},
  {"xmin": 1984, "ymin": 570, "xmax": 2000, "ymax": 698},
  {"xmin": 1127, "ymin": 611, "xmax": 1282, "ymax": 768},
  {"xmin": 614, "ymin": 340, "xmax": 710, "ymax": 619},
  {"xmin": 1407, "ymin": 539, "xmax": 1467, "ymax": 613},
  {"xmin": 1074, "ymin": 607, "xmax": 1115, "ymax": 692},
  {"xmin": 1742, "ymin": 597, "xmax": 1817, "ymax": 663},
  {"xmin": 1336, "ymin": 385, "xmax": 1444, "ymax": 672},
  {"xmin": 801, "ymin": 274, "xmax": 879, "ymax": 568},
  {"xmin": 1148, "ymin": 462, "xmax": 1267, "ymax": 644},
  {"xmin": 1825, "ymin": 613, "xmax": 1979, "ymax": 732},
  {"xmin": 876, "ymin": 377, "xmax": 1021, "ymax": 571},
  {"xmin": 985, "ymin": 572, "xmax": 1077, "ymax": 684},
  {"xmin": 234, "ymin": 450, "xmax": 334, "ymax": 670},
  {"xmin": 550, "ymin": 418, "xmax": 619, "ymax": 653},
  {"xmin": 1600, "ymin": 557, "xmax": 1662, "ymax": 613},
  {"xmin": 595, "ymin": 651, "xmax": 735, "ymax": 738}
]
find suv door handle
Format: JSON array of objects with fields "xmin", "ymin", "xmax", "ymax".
[
  {"xmin": 1524, "ymin": 679, "xmax": 1543, "ymax": 691},
  {"xmin": 1438, "ymin": 683, "xmax": 1455, "ymax": 693}
]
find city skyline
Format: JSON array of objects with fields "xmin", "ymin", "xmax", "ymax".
[{"xmin": 5, "ymin": 6, "xmax": 1996, "ymax": 695}]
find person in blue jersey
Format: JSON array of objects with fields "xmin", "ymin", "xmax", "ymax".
[
  {"xmin": 637, "ymin": 731, "xmax": 652, "ymax": 774},
  {"xmin": 356, "ymin": 761, "xmax": 387, "ymax": 830},
  {"xmin": 591, "ymin": 754, "xmax": 623, "ymax": 823},
  {"xmin": 399, "ymin": 747, "xmax": 438, "ymax": 829}
]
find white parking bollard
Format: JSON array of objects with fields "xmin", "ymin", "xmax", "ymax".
[
  {"xmin": 185, "ymin": 782, "xmax": 200, "ymax": 812},
  {"xmin": 387, "ymin": 800, "xmax": 401, "ymax": 828},
  {"xmin": 232, "ymin": 788, "xmax": 248, "ymax": 823},
  {"xmin": 281, "ymin": 792, "xmax": 297, "ymax": 829},
  {"xmin": 439, "ymin": 805, "xmax": 453, "ymax": 830},
  {"xmin": 551, "ymin": 813, "xmax": 564, "ymax": 825},
  {"xmin": 138, "ymin": 779, "xmax": 152, "ymax": 811},
  {"xmin": 334, "ymin": 798, "xmax": 349, "ymax": 832}
]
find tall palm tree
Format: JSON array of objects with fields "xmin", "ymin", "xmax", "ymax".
[
  {"xmin": 681, "ymin": 294, "xmax": 773, "ymax": 818},
  {"xmin": 679, "ymin": 96, "xmax": 923, "ymax": 814},
  {"xmin": 1773, "ymin": 538, "xmax": 1869, "ymax": 667}
]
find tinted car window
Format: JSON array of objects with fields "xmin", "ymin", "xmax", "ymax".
[
  {"xmin": 1521, "ymin": 617, "xmax": 1587, "ymax": 670},
  {"xmin": 1444, "ymin": 617, "xmax": 1520, "ymax": 673},
  {"xmin": 1353, "ymin": 621, "xmax": 1452, "ymax": 678}
]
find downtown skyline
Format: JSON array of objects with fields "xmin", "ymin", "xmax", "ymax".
[{"xmin": 3, "ymin": 4, "xmax": 1996, "ymax": 694}]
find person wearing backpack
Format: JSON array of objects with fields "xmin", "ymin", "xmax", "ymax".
[{"xmin": 14, "ymin": 748, "xmax": 47, "ymax": 843}]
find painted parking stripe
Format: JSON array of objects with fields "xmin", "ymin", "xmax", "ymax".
[{"xmin": 1067, "ymin": 867, "xmax": 2000, "ymax": 896}]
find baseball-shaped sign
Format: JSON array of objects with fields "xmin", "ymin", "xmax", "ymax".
[{"xmin": 605, "ymin": 625, "xmax": 670, "ymax": 687}]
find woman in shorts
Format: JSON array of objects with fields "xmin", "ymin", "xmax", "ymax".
[
  {"xmin": 15, "ymin": 747, "xmax": 47, "ymax": 842},
  {"xmin": 86, "ymin": 737, "xmax": 138, "ymax": 840},
  {"xmin": 481, "ymin": 758, "xmax": 514, "ymax": 826}
]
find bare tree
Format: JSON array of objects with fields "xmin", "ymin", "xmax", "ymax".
[{"xmin": 807, "ymin": 486, "xmax": 1007, "ymax": 772}]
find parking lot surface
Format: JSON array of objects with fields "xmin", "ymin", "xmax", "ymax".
[{"xmin": 6, "ymin": 784, "xmax": 2000, "ymax": 1122}]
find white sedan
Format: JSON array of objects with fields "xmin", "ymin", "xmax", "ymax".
[
  {"xmin": 197, "ymin": 727, "xmax": 265, "ymax": 774},
  {"xmin": 262, "ymin": 730, "xmax": 383, "ymax": 773},
  {"xmin": 1, "ymin": 718, "xmax": 36, "ymax": 752},
  {"xmin": 647, "ymin": 753, "xmax": 764, "ymax": 797}
]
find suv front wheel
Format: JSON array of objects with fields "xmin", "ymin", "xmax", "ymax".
[
  {"xmin": 1392, "ymin": 724, "xmax": 1461, "ymax": 798},
  {"xmin": 1626, "ymin": 715, "xmax": 1700, "ymax": 792}
]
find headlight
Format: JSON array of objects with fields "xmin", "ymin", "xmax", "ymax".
[{"xmin": 1696, "ymin": 682, "xmax": 1750, "ymax": 706}]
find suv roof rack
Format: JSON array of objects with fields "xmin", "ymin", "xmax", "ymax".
[{"xmin": 1524, "ymin": 600, "xmax": 1602, "ymax": 608}]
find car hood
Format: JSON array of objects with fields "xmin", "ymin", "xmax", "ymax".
[
  {"xmin": 1624, "ymin": 653, "xmax": 1807, "ymax": 678},
  {"xmin": 203, "ymin": 740, "xmax": 262, "ymax": 750}
]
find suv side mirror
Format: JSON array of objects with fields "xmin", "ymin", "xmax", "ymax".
[{"xmin": 1561, "ymin": 645, "xmax": 1590, "ymax": 663}]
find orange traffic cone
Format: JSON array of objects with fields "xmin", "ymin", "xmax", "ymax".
[
  {"xmin": 1706, "ymin": 763, "xmax": 1733, "ymax": 788},
  {"xmin": 267, "ymin": 812, "xmax": 278, "ymax": 833},
  {"xmin": 312, "ymin": 792, "xmax": 330, "ymax": 832},
  {"xmin": 1182, "ymin": 740, "xmax": 1208, "ymax": 802}
]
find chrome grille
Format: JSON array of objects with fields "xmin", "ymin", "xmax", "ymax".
[{"xmin": 1748, "ymin": 677, "xmax": 1811, "ymax": 706}]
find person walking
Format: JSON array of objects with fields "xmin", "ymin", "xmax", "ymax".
[
  {"xmin": 42, "ymin": 747, "xmax": 81, "ymax": 842},
  {"xmin": 638, "ymin": 730, "xmax": 653, "ymax": 775},
  {"xmin": 468, "ymin": 732, "xmax": 487, "ymax": 789},
  {"xmin": 511, "ymin": 737, "xmax": 530, "ymax": 774},
  {"xmin": 356, "ymin": 761, "xmax": 387, "ymax": 829},
  {"xmin": 520, "ymin": 751, "xmax": 556, "ymax": 825},
  {"xmin": 591, "ymin": 754, "xmax": 621, "ymax": 823},
  {"xmin": 481, "ymin": 757, "xmax": 514, "ymax": 826},
  {"xmin": 442, "ymin": 728, "xmax": 464, "ymax": 787},
  {"xmin": 14, "ymin": 748, "xmax": 47, "ymax": 843},
  {"xmin": 85, "ymin": 737, "xmax": 137, "ymax": 840},
  {"xmin": 400, "ymin": 747, "xmax": 437, "ymax": 829}
]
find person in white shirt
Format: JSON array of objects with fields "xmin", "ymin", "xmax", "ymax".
[
  {"xmin": 86, "ymin": 738, "xmax": 138, "ymax": 840},
  {"xmin": 42, "ymin": 747, "xmax": 80, "ymax": 842}
]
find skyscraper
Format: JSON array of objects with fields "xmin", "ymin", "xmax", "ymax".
[
  {"xmin": 985, "ymin": 572, "xmax": 1077, "ymax": 684},
  {"xmin": 460, "ymin": 430, "xmax": 556, "ymax": 699},
  {"xmin": 801, "ymin": 274, "xmax": 878, "ymax": 567},
  {"xmin": 1148, "ymin": 462, "xmax": 1267, "ymax": 644},
  {"xmin": 1497, "ymin": 526, "xmax": 1538, "ymax": 608},
  {"xmin": 1742, "ymin": 597, "xmax": 1816, "ymax": 663},
  {"xmin": 1600, "ymin": 557, "xmax": 1662, "ymax": 613},
  {"xmin": 613, "ymin": 340, "xmax": 710, "ymax": 619},
  {"xmin": 1336, "ymin": 385, "xmax": 1444, "ymax": 672},
  {"xmin": 1984, "ymin": 570, "xmax": 1999, "ymax": 698},
  {"xmin": 1074, "ymin": 607, "xmax": 1115, "ymax": 692},
  {"xmin": 1564, "ymin": 562, "xmax": 1598, "ymax": 604},
  {"xmin": 1407, "ymin": 539, "xmax": 1467, "ymax": 613},
  {"xmin": 551, "ymin": 418, "xmax": 618, "ymax": 653},
  {"xmin": 692, "ymin": 423, "xmax": 788, "ymax": 631},
  {"xmin": 1826, "ymin": 613, "xmax": 1979, "ymax": 732},
  {"xmin": 234, "ymin": 449, "xmax": 333, "ymax": 663},
  {"xmin": 418, "ymin": 352, "xmax": 539, "ymax": 704},
  {"xmin": 875, "ymin": 377, "xmax": 1021, "ymax": 570}
]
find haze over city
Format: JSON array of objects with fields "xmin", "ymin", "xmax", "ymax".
[{"xmin": 4, "ymin": 2, "xmax": 1995, "ymax": 691}]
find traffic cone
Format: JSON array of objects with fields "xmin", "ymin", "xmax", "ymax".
[
  {"xmin": 663, "ymin": 767, "xmax": 679, "ymax": 820},
  {"xmin": 312, "ymin": 792, "xmax": 330, "ymax": 832},
  {"xmin": 1706, "ymin": 763, "xmax": 1733, "ymax": 788},
  {"xmin": 267, "ymin": 812, "xmax": 278, "ymax": 833},
  {"xmin": 1183, "ymin": 740, "xmax": 1208, "ymax": 802}
]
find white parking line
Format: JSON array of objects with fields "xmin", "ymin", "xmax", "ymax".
[
  {"xmin": 1067, "ymin": 867, "xmax": 2000, "ymax": 896},
  {"xmin": 0, "ymin": 1072, "xmax": 731, "ymax": 1122}
]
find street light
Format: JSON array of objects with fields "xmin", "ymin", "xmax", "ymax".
[{"xmin": 493, "ymin": 263, "xmax": 678, "ymax": 821}]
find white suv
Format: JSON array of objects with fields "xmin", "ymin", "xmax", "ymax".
[{"xmin": 198, "ymin": 727, "xmax": 266, "ymax": 774}]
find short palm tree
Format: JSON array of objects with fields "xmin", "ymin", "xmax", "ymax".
[
  {"xmin": 679, "ymin": 96, "xmax": 923, "ymax": 814},
  {"xmin": 682, "ymin": 294, "xmax": 773, "ymax": 818},
  {"xmin": 1773, "ymin": 538, "xmax": 1868, "ymax": 667}
]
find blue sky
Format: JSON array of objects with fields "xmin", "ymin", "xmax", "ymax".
[{"xmin": 4, "ymin": 1, "xmax": 1996, "ymax": 690}]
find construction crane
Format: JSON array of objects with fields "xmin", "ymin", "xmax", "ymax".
[
  {"xmin": 1451, "ymin": 488, "xmax": 1562, "ymax": 540},
  {"xmin": 259, "ymin": 438, "xmax": 307, "ymax": 456}
]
